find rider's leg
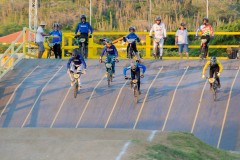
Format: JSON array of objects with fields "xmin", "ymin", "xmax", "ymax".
[
  {"xmin": 153, "ymin": 41, "xmax": 158, "ymax": 56},
  {"xmin": 132, "ymin": 43, "xmax": 140, "ymax": 60},
  {"xmin": 205, "ymin": 35, "xmax": 210, "ymax": 58},
  {"xmin": 68, "ymin": 63, "xmax": 75, "ymax": 86},
  {"xmin": 127, "ymin": 44, "xmax": 130, "ymax": 58},
  {"xmin": 215, "ymin": 67, "xmax": 220, "ymax": 87},
  {"xmin": 53, "ymin": 44, "xmax": 58, "ymax": 59},
  {"xmin": 159, "ymin": 38, "xmax": 165, "ymax": 57},
  {"xmin": 77, "ymin": 65, "xmax": 83, "ymax": 87},
  {"xmin": 56, "ymin": 44, "xmax": 61, "ymax": 59},
  {"xmin": 209, "ymin": 68, "xmax": 214, "ymax": 89},
  {"xmin": 130, "ymin": 70, "xmax": 136, "ymax": 88}
]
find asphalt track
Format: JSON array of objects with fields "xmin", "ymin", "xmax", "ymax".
[{"xmin": 0, "ymin": 59, "xmax": 239, "ymax": 151}]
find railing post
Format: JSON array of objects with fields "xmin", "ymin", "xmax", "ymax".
[
  {"xmin": 145, "ymin": 34, "xmax": 151, "ymax": 58},
  {"xmin": 23, "ymin": 27, "xmax": 26, "ymax": 56},
  {"xmin": 88, "ymin": 35, "xmax": 94, "ymax": 58},
  {"xmin": 61, "ymin": 33, "xmax": 65, "ymax": 59}
]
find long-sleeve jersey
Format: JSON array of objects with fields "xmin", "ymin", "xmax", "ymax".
[
  {"xmin": 49, "ymin": 30, "xmax": 62, "ymax": 43},
  {"xmin": 75, "ymin": 22, "xmax": 93, "ymax": 35},
  {"xmin": 67, "ymin": 54, "xmax": 87, "ymax": 69},
  {"xmin": 196, "ymin": 24, "xmax": 214, "ymax": 37},
  {"xmin": 123, "ymin": 63, "xmax": 146, "ymax": 75},
  {"xmin": 149, "ymin": 23, "xmax": 167, "ymax": 39},
  {"xmin": 202, "ymin": 60, "xmax": 223, "ymax": 75},
  {"xmin": 100, "ymin": 45, "xmax": 118, "ymax": 57},
  {"xmin": 123, "ymin": 33, "xmax": 140, "ymax": 43}
]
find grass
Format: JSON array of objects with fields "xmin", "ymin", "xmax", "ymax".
[{"xmin": 136, "ymin": 132, "xmax": 240, "ymax": 160}]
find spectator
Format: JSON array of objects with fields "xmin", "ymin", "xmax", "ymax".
[
  {"xmin": 36, "ymin": 21, "xmax": 48, "ymax": 58},
  {"xmin": 175, "ymin": 23, "xmax": 189, "ymax": 59}
]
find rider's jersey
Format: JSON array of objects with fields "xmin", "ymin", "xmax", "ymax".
[
  {"xmin": 123, "ymin": 33, "xmax": 140, "ymax": 43},
  {"xmin": 75, "ymin": 22, "xmax": 93, "ymax": 35},
  {"xmin": 202, "ymin": 60, "xmax": 223, "ymax": 75},
  {"xmin": 149, "ymin": 23, "xmax": 167, "ymax": 39},
  {"xmin": 100, "ymin": 45, "xmax": 118, "ymax": 57},
  {"xmin": 196, "ymin": 24, "xmax": 214, "ymax": 37},
  {"xmin": 67, "ymin": 54, "xmax": 87, "ymax": 69},
  {"xmin": 49, "ymin": 30, "xmax": 62, "ymax": 43},
  {"xmin": 123, "ymin": 63, "xmax": 146, "ymax": 75}
]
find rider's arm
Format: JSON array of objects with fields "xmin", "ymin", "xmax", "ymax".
[
  {"xmin": 67, "ymin": 57, "xmax": 73, "ymax": 69},
  {"xmin": 88, "ymin": 23, "xmax": 93, "ymax": 34},
  {"xmin": 138, "ymin": 64, "xmax": 146, "ymax": 74},
  {"xmin": 79, "ymin": 55, "xmax": 87, "ymax": 69},
  {"xmin": 210, "ymin": 25, "xmax": 214, "ymax": 37},
  {"xmin": 202, "ymin": 61, "xmax": 210, "ymax": 75},
  {"xmin": 163, "ymin": 23, "xmax": 167, "ymax": 38},
  {"xmin": 135, "ymin": 34, "xmax": 140, "ymax": 42},
  {"xmin": 100, "ymin": 46, "xmax": 107, "ymax": 58},
  {"xmin": 195, "ymin": 26, "xmax": 200, "ymax": 36},
  {"xmin": 123, "ymin": 66, "xmax": 131, "ymax": 76},
  {"xmin": 75, "ymin": 23, "xmax": 79, "ymax": 35},
  {"xmin": 217, "ymin": 61, "xmax": 223, "ymax": 73},
  {"xmin": 149, "ymin": 25, "xmax": 154, "ymax": 36},
  {"xmin": 113, "ymin": 45, "xmax": 118, "ymax": 57}
]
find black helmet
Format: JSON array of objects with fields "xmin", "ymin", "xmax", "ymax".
[
  {"xmin": 71, "ymin": 49, "xmax": 78, "ymax": 58},
  {"xmin": 155, "ymin": 16, "xmax": 162, "ymax": 21},
  {"xmin": 80, "ymin": 14, "xmax": 86, "ymax": 20},
  {"xmin": 210, "ymin": 56, "xmax": 217, "ymax": 65},
  {"xmin": 53, "ymin": 22, "xmax": 59, "ymax": 28},
  {"xmin": 203, "ymin": 17, "xmax": 209, "ymax": 23},
  {"xmin": 105, "ymin": 38, "xmax": 112, "ymax": 45},
  {"xmin": 130, "ymin": 61, "xmax": 137, "ymax": 71},
  {"xmin": 129, "ymin": 26, "xmax": 136, "ymax": 32}
]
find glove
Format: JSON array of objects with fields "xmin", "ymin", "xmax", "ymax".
[
  {"xmin": 217, "ymin": 72, "xmax": 220, "ymax": 77},
  {"xmin": 116, "ymin": 59, "xmax": 119, "ymax": 63},
  {"xmin": 83, "ymin": 69, "xmax": 87, "ymax": 74},
  {"xmin": 125, "ymin": 76, "xmax": 128, "ymax": 80},
  {"xmin": 99, "ymin": 59, "xmax": 102, "ymax": 63},
  {"xmin": 89, "ymin": 34, "xmax": 92, "ymax": 38},
  {"xmin": 141, "ymin": 74, "xmax": 144, "ymax": 78},
  {"xmin": 149, "ymin": 36, "xmax": 153, "ymax": 38},
  {"xmin": 202, "ymin": 75, "xmax": 205, "ymax": 79}
]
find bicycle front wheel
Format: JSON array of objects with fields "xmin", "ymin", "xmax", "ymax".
[
  {"xmin": 74, "ymin": 83, "xmax": 78, "ymax": 98},
  {"xmin": 134, "ymin": 86, "xmax": 138, "ymax": 104}
]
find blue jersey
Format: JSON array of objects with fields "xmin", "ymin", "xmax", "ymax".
[
  {"xmin": 100, "ymin": 45, "xmax": 118, "ymax": 57},
  {"xmin": 49, "ymin": 30, "xmax": 62, "ymax": 43},
  {"xmin": 123, "ymin": 63, "xmax": 146, "ymax": 75},
  {"xmin": 67, "ymin": 54, "xmax": 87, "ymax": 69},
  {"xmin": 123, "ymin": 33, "xmax": 140, "ymax": 43},
  {"xmin": 75, "ymin": 22, "xmax": 93, "ymax": 34}
]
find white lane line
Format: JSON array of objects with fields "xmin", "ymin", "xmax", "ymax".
[
  {"xmin": 50, "ymin": 86, "xmax": 71, "ymax": 128},
  {"xmin": 115, "ymin": 141, "xmax": 131, "ymax": 160},
  {"xmin": 75, "ymin": 76, "xmax": 105, "ymax": 128},
  {"xmin": 0, "ymin": 66, "xmax": 39, "ymax": 119},
  {"xmin": 21, "ymin": 66, "xmax": 63, "ymax": 128},
  {"xmin": 104, "ymin": 80, "xmax": 128, "ymax": 128},
  {"xmin": 148, "ymin": 130, "xmax": 157, "ymax": 142},
  {"xmin": 191, "ymin": 79, "xmax": 208, "ymax": 133},
  {"xmin": 217, "ymin": 68, "xmax": 240, "ymax": 148},
  {"xmin": 162, "ymin": 66, "xmax": 189, "ymax": 131},
  {"xmin": 133, "ymin": 67, "xmax": 163, "ymax": 129}
]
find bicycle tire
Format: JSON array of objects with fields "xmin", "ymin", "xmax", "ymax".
[
  {"xmin": 107, "ymin": 72, "xmax": 110, "ymax": 87},
  {"xmin": 213, "ymin": 90, "xmax": 217, "ymax": 101},
  {"xmin": 134, "ymin": 85, "xmax": 138, "ymax": 104},
  {"xmin": 74, "ymin": 82, "xmax": 78, "ymax": 98},
  {"xmin": 47, "ymin": 49, "xmax": 51, "ymax": 59}
]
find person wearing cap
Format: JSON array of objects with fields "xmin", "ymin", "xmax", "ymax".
[
  {"xmin": 75, "ymin": 14, "xmax": 93, "ymax": 58},
  {"xmin": 49, "ymin": 22, "xmax": 62, "ymax": 59},
  {"xmin": 99, "ymin": 38, "xmax": 119, "ymax": 77},
  {"xmin": 36, "ymin": 21, "xmax": 48, "ymax": 58},
  {"xmin": 123, "ymin": 61, "xmax": 146, "ymax": 95},
  {"xmin": 67, "ymin": 49, "xmax": 87, "ymax": 88},
  {"xmin": 195, "ymin": 17, "xmax": 214, "ymax": 58},
  {"xmin": 149, "ymin": 16, "xmax": 167, "ymax": 60},
  {"xmin": 175, "ymin": 23, "xmax": 189, "ymax": 59}
]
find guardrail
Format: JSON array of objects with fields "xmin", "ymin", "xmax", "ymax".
[{"xmin": 61, "ymin": 31, "xmax": 240, "ymax": 59}]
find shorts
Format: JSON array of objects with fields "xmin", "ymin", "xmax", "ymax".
[
  {"xmin": 178, "ymin": 44, "xmax": 189, "ymax": 53},
  {"xmin": 70, "ymin": 63, "xmax": 83, "ymax": 73},
  {"xmin": 37, "ymin": 42, "xmax": 45, "ymax": 52}
]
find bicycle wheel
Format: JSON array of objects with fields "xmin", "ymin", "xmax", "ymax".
[
  {"xmin": 81, "ymin": 46, "xmax": 85, "ymax": 59},
  {"xmin": 213, "ymin": 90, "xmax": 217, "ymax": 101},
  {"xmin": 74, "ymin": 82, "xmax": 78, "ymax": 98},
  {"xmin": 127, "ymin": 47, "xmax": 131, "ymax": 59},
  {"xmin": 200, "ymin": 46, "xmax": 205, "ymax": 59},
  {"xmin": 107, "ymin": 72, "xmax": 110, "ymax": 87},
  {"xmin": 134, "ymin": 86, "xmax": 138, "ymax": 104},
  {"xmin": 47, "ymin": 49, "xmax": 51, "ymax": 59}
]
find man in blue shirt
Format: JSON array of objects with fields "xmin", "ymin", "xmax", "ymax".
[
  {"xmin": 99, "ymin": 38, "xmax": 119, "ymax": 77},
  {"xmin": 49, "ymin": 23, "xmax": 62, "ymax": 59},
  {"xmin": 123, "ymin": 61, "xmax": 146, "ymax": 94},
  {"xmin": 75, "ymin": 14, "xmax": 93, "ymax": 58},
  {"xmin": 123, "ymin": 26, "xmax": 141, "ymax": 59},
  {"xmin": 67, "ymin": 49, "xmax": 87, "ymax": 88}
]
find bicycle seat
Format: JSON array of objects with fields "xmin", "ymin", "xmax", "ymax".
[{"xmin": 208, "ymin": 78, "xmax": 215, "ymax": 83}]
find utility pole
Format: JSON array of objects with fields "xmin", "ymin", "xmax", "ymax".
[
  {"xmin": 90, "ymin": 0, "xmax": 92, "ymax": 25},
  {"xmin": 29, "ymin": 0, "xmax": 38, "ymax": 54},
  {"xmin": 206, "ymin": 0, "xmax": 209, "ymax": 18}
]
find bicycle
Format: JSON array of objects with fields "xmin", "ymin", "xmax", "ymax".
[
  {"xmin": 152, "ymin": 37, "xmax": 162, "ymax": 59},
  {"xmin": 200, "ymin": 36, "xmax": 208, "ymax": 60},
  {"xmin": 45, "ymin": 36, "xmax": 58, "ymax": 59},
  {"xmin": 74, "ymin": 35, "xmax": 87, "ymax": 59},
  {"xmin": 207, "ymin": 77, "xmax": 219, "ymax": 101},
  {"xmin": 125, "ymin": 77, "xmax": 139, "ymax": 104},
  {"xmin": 72, "ymin": 71, "xmax": 82, "ymax": 98},
  {"xmin": 102, "ymin": 60, "xmax": 113, "ymax": 87}
]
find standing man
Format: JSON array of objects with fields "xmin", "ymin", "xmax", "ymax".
[
  {"xmin": 149, "ymin": 16, "xmax": 167, "ymax": 60},
  {"xmin": 75, "ymin": 14, "xmax": 93, "ymax": 58},
  {"xmin": 49, "ymin": 22, "xmax": 62, "ymax": 59},
  {"xmin": 36, "ymin": 21, "xmax": 48, "ymax": 58},
  {"xmin": 175, "ymin": 23, "xmax": 189, "ymax": 59}
]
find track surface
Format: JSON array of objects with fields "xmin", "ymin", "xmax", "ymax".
[{"xmin": 0, "ymin": 59, "xmax": 239, "ymax": 151}]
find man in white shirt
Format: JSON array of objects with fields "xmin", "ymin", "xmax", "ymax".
[
  {"xmin": 149, "ymin": 16, "xmax": 167, "ymax": 60},
  {"xmin": 36, "ymin": 21, "xmax": 48, "ymax": 58},
  {"xmin": 175, "ymin": 23, "xmax": 189, "ymax": 59}
]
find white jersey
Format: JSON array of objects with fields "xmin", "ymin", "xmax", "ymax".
[
  {"xmin": 149, "ymin": 23, "xmax": 167, "ymax": 39},
  {"xmin": 176, "ymin": 29, "xmax": 188, "ymax": 44},
  {"xmin": 36, "ymin": 26, "xmax": 44, "ymax": 43}
]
